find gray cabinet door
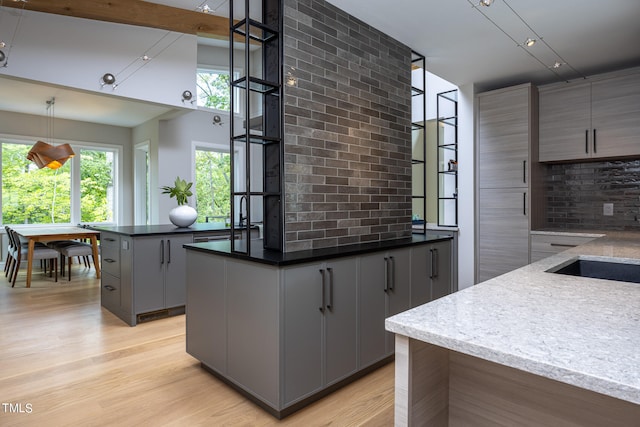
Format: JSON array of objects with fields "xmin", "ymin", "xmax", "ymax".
[
  {"xmin": 324, "ymin": 257, "xmax": 358, "ymax": 387},
  {"xmin": 164, "ymin": 234, "xmax": 192, "ymax": 308},
  {"xmin": 539, "ymin": 82, "xmax": 591, "ymax": 162},
  {"xmin": 478, "ymin": 187, "xmax": 529, "ymax": 282},
  {"xmin": 358, "ymin": 253, "xmax": 387, "ymax": 368},
  {"xmin": 591, "ymin": 73, "xmax": 640, "ymax": 159},
  {"xmin": 132, "ymin": 236, "xmax": 165, "ymax": 313},
  {"xmin": 410, "ymin": 245, "xmax": 430, "ymax": 307},
  {"xmin": 385, "ymin": 248, "xmax": 411, "ymax": 355},
  {"xmin": 283, "ymin": 264, "xmax": 323, "ymax": 405},
  {"xmin": 185, "ymin": 251, "xmax": 226, "ymax": 373},
  {"xmin": 430, "ymin": 240, "xmax": 452, "ymax": 301},
  {"xmin": 478, "ymin": 85, "xmax": 530, "ymax": 189}
]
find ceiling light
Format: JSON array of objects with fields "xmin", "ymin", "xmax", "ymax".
[
  {"xmin": 552, "ymin": 61, "xmax": 563, "ymax": 69},
  {"xmin": 181, "ymin": 90, "xmax": 195, "ymax": 104},
  {"xmin": 26, "ymin": 98, "xmax": 75, "ymax": 170},
  {"xmin": 479, "ymin": 0, "xmax": 494, "ymax": 6},
  {"xmin": 524, "ymin": 38, "xmax": 536, "ymax": 47}
]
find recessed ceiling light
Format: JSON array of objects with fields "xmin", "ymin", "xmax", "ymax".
[
  {"xmin": 524, "ymin": 38, "xmax": 536, "ymax": 47},
  {"xmin": 479, "ymin": 0, "xmax": 494, "ymax": 6},
  {"xmin": 552, "ymin": 61, "xmax": 563, "ymax": 69}
]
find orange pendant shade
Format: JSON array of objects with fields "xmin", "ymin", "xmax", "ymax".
[{"xmin": 26, "ymin": 141, "xmax": 75, "ymax": 170}]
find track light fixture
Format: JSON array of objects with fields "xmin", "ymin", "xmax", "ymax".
[
  {"xmin": 100, "ymin": 73, "xmax": 117, "ymax": 89},
  {"xmin": 212, "ymin": 115, "xmax": 223, "ymax": 126},
  {"xmin": 181, "ymin": 90, "xmax": 195, "ymax": 104},
  {"xmin": 524, "ymin": 38, "xmax": 536, "ymax": 47},
  {"xmin": 479, "ymin": 0, "xmax": 494, "ymax": 6}
]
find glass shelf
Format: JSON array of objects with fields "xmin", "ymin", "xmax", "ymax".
[
  {"xmin": 232, "ymin": 18, "xmax": 279, "ymax": 43},
  {"xmin": 437, "ymin": 89, "xmax": 458, "ymax": 227},
  {"xmin": 231, "ymin": 76, "xmax": 279, "ymax": 94},
  {"xmin": 232, "ymin": 134, "xmax": 281, "ymax": 145}
]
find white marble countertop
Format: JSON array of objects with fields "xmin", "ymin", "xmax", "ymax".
[{"xmin": 386, "ymin": 231, "xmax": 640, "ymax": 404}]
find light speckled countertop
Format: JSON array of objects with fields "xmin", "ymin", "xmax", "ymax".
[{"xmin": 386, "ymin": 231, "xmax": 640, "ymax": 404}]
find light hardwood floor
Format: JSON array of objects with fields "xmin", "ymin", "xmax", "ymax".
[{"xmin": 0, "ymin": 264, "xmax": 394, "ymax": 426}]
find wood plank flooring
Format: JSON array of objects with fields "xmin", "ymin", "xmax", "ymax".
[{"xmin": 0, "ymin": 265, "xmax": 394, "ymax": 426}]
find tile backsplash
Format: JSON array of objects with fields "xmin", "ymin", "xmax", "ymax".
[{"xmin": 545, "ymin": 159, "xmax": 640, "ymax": 230}]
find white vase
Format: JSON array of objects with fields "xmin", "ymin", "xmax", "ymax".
[{"xmin": 169, "ymin": 205, "xmax": 197, "ymax": 227}]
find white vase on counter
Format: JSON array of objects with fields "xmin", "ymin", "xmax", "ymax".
[{"xmin": 169, "ymin": 205, "xmax": 197, "ymax": 227}]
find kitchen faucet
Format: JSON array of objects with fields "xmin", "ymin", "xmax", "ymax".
[{"xmin": 239, "ymin": 195, "xmax": 247, "ymax": 227}]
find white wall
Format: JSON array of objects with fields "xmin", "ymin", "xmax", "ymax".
[
  {"xmin": 0, "ymin": 109, "xmax": 133, "ymax": 225},
  {"xmin": 0, "ymin": 8, "xmax": 197, "ymax": 109},
  {"xmin": 457, "ymin": 83, "xmax": 475, "ymax": 290}
]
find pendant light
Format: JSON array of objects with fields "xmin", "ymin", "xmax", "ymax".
[{"xmin": 26, "ymin": 98, "xmax": 75, "ymax": 170}]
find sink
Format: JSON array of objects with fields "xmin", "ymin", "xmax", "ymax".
[{"xmin": 548, "ymin": 257, "xmax": 640, "ymax": 284}]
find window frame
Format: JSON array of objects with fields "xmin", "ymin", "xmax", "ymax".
[{"xmin": 0, "ymin": 134, "xmax": 122, "ymax": 227}]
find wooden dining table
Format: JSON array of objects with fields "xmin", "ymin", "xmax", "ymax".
[{"xmin": 13, "ymin": 226, "xmax": 101, "ymax": 288}]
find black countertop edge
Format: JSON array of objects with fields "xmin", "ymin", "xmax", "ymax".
[
  {"xmin": 88, "ymin": 223, "xmax": 244, "ymax": 236},
  {"xmin": 183, "ymin": 234, "xmax": 453, "ymax": 266}
]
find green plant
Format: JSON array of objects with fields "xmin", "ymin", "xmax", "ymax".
[{"xmin": 161, "ymin": 176, "xmax": 193, "ymax": 206}]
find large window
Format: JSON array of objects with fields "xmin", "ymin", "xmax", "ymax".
[
  {"xmin": 196, "ymin": 68, "xmax": 239, "ymax": 113},
  {"xmin": 194, "ymin": 147, "xmax": 230, "ymax": 224},
  {"xmin": 1, "ymin": 139, "xmax": 117, "ymax": 225}
]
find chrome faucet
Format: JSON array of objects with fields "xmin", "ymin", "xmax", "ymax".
[{"xmin": 239, "ymin": 195, "xmax": 247, "ymax": 227}]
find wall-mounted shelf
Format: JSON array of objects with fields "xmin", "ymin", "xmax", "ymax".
[
  {"xmin": 411, "ymin": 51, "xmax": 427, "ymax": 234},
  {"xmin": 437, "ymin": 89, "xmax": 458, "ymax": 227},
  {"xmin": 229, "ymin": 0, "xmax": 283, "ymax": 254}
]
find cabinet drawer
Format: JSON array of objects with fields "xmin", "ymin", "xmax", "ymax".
[
  {"xmin": 101, "ymin": 273, "xmax": 120, "ymax": 310},
  {"xmin": 530, "ymin": 234, "xmax": 600, "ymax": 262},
  {"xmin": 100, "ymin": 235, "xmax": 120, "ymax": 278}
]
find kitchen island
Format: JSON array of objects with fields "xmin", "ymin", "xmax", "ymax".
[
  {"xmin": 92, "ymin": 223, "xmax": 239, "ymax": 326},
  {"xmin": 183, "ymin": 234, "xmax": 454, "ymax": 418},
  {"xmin": 386, "ymin": 231, "xmax": 640, "ymax": 425}
]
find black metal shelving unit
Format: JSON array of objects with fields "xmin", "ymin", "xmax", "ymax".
[
  {"xmin": 229, "ymin": 0, "xmax": 283, "ymax": 254},
  {"xmin": 411, "ymin": 51, "xmax": 427, "ymax": 234},
  {"xmin": 436, "ymin": 89, "xmax": 458, "ymax": 227}
]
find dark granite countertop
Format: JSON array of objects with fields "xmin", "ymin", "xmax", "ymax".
[
  {"xmin": 183, "ymin": 233, "xmax": 453, "ymax": 266},
  {"xmin": 89, "ymin": 223, "xmax": 234, "ymax": 237}
]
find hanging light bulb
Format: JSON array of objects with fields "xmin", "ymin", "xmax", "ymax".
[{"xmin": 26, "ymin": 98, "xmax": 75, "ymax": 170}]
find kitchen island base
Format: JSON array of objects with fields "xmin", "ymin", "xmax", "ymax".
[{"xmin": 395, "ymin": 335, "xmax": 640, "ymax": 426}]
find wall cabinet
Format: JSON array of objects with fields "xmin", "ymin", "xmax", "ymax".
[
  {"xmin": 477, "ymin": 83, "xmax": 542, "ymax": 283},
  {"xmin": 539, "ymin": 71, "xmax": 640, "ymax": 162}
]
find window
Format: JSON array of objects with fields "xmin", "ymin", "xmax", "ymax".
[
  {"xmin": 194, "ymin": 147, "xmax": 230, "ymax": 224},
  {"xmin": 196, "ymin": 68, "xmax": 239, "ymax": 113},
  {"xmin": 1, "ymin": 139, "xmax": 118, "ymax": 225}
]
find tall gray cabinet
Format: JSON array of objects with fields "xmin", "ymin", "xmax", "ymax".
[{"xmin": 476, "ymin": 83, "xmax": 543, "ymax": 283}]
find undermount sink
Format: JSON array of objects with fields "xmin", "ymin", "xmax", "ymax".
[{"xmin": 548, "ymin": 257, "xmax": 640, "ymax": 284}]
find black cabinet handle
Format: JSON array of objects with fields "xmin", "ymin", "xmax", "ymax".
[
  {"xmin": 429, "ymin": 249, "xmax": 434, "ymax": 279},
  {"xmin": 104, "ymin": 237, "xmax": 116, "ymax": 242},
  {"xmin": 167, "ymin": 240, "xmax": 171, "ymax": 264},
  {"xmin": 319, "ymin": 269, "xmax": 325, "ymax": 312},
  {"xmin": 593, "ymin": 129, "xmax": 597, "ymax": 153},
  {"xmin": 383, "ymin": 257, "xmax": 389, "ymax": 293},
  {"xmin": 523, "ymin": 160, "xmax": 527, "ymax": 184},
  {"xmin": 433, "ymin": 249, "xmax": 439, "ymax": 278},
  {"xmin": 585, "ymin": 129, "xmax": 589, "ymax": 153},
  {"xmin": 160, "ymin": 239, "xmax": 165, "ymax": 264},
  {"xmin": 104, "ymin": 258, "xmax": 116, "ymax": 263},
  {"xmin": 103, "ymin": 285, "xmax": 116, "ymax": 291},
  {"xmin": 389, "ymin": 256, "xmax": 395, "ymax": 291},
  {"xmin": 326, "ymin": 267, "xmax": 333, "ymax": 311},
  {"xmin": 523, "ymin": 192, "xmax": 527, "ymax": 216}
]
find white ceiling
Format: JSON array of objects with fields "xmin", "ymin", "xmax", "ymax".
[{"xmin": 1, "ymin": 0, "xmax": 639, "ymax": 127}]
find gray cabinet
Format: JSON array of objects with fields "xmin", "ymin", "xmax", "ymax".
[
  {"xmin": 132, "ymin": 234, "xmax": 192, "ymax": 313},
  {"xmin": 100, "ymin": 229, "xmax": 231, "ymax": 326},
  {"xmin": 477, "ymin": 83, "xmax": 541, "ymax": 283},
  {"xmin": 411, "ymin": 240, "xmax": 453, "ymax": 304},
  {"xmin": 359, "ymin": 248, "xmax": 411, "ymax": 367},
  {"xmin": 539, "ymin": 71, "xmax": 640, "ymax": 162},
  {"xmin": 283, "ymin": 257, "xmax": 358, "ymax": 406},
  {"xmin": 185, "ymin": 251, "xmax": 226, "ymax": 373}
]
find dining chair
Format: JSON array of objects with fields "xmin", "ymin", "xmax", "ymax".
[
  {"xmin": 8, "ymin": 228, "xmax": 59, "ymax": 287},
  {"xmin": 54, "ymin": 242, "xmax": 93, "ymax": 281}
]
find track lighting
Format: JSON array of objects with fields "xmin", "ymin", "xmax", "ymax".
[
  {"xmin": 182, "ymin": 90, "xmax": 195, "ymax": 104},
  {"xmin": 479, "ymin": 0, "xmax": 494, "ymax": 6},
  {"xmin": 212, "ymin": 115, "xmax": 223, "ymax": 126},
  {"xmin": 100, "ymin": 73, "xmax": 117, "ymax": 88},
  {"xmin": 524, "ymin": 38, "xmax": 536, "ymax": 47}
]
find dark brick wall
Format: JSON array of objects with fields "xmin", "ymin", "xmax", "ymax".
[
  {"xmin": 545, "ymin": 159, "xmax": 640, "ymax": 230},
  {"xmin": 282, "ymin": 0, "xmax": 413, "ymax": 252}
]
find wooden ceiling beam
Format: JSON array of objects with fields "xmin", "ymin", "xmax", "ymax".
[{"xmin": 1, "ymin": 0, "xmax": 230, "ymax": 39}]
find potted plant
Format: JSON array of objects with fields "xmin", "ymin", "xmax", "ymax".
[{"xmin": 161, "ymin": 176, "xmax": 197, "ymax": 227}]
